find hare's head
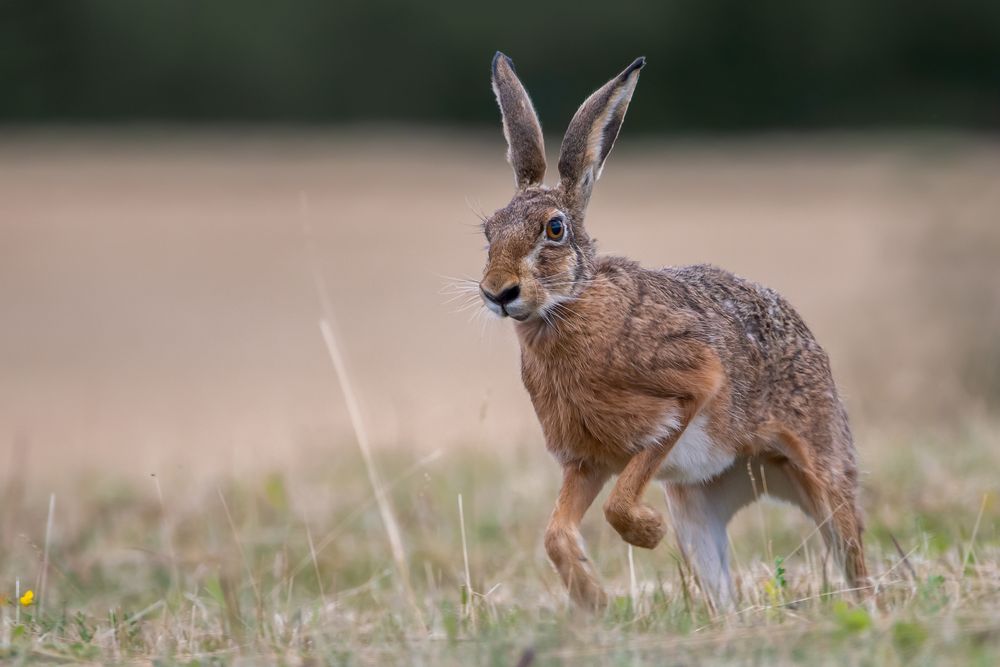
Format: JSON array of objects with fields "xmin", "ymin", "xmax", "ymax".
[{"xmin": 479, "ymin": 52, "xmax": 644, "ymax": 321}]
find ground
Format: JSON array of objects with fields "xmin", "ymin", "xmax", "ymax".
[{"xmin": 2, "ymin": 429, "xmax": 999, "ymax": 665}]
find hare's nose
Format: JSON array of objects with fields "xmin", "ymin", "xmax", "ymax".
[{"xmin": 481, "ymin": 282, "xmax": 521, "ymax": 306}]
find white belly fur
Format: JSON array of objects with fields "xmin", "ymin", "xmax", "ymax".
[{"xmin": 655, "ymin": 414, "xmax": 735, "ymax": 485}]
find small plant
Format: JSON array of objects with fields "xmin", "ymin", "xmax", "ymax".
[
  {"xmin": 764, "ymin": 557, "xmax": 788, "ymax": 605},
  {"xmin": 892, "ymin": 620, "xmax": 929, "ymax": 658},
  {"xmin": 832, "ymin": 600, "xmax": 872, "ymax": 635},
  {"xmin": 773, "ymin": 557, "xmax": 788, "ymax": 590}
]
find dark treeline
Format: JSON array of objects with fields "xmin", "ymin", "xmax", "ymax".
[{"xmin": 3, "ymin": 0, "xmax": 999, "ymax": 131}]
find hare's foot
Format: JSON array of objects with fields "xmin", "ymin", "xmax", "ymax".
[
  {"xmin": 604, "ymin": 501, "xmax": 666, "ymax": 549},
  {"xmin": 545, "ymin": 526, "xmax": 608, "ymax": 610}
]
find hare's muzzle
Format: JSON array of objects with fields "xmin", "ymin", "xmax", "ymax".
[{"xmin": 480, "ymin": 279, "xmax": 530, "ymax": 319}]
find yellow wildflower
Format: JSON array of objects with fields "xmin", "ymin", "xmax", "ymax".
[{"xmin": 19, "ymin": 590, "xmax": 34, "ymax": 606}]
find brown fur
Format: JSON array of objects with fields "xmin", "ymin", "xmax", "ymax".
[
  {"xmin": 492, "ymin": 52, "xmax": 546, "ymax": 190},
  {"xmin": 479, "ymin": 53, "xmax": 868, "ymax": 609}
]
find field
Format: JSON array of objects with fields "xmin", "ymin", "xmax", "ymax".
[{"xmin": 1, "ymin": 131, "xmax": 999, "ymax": 664}]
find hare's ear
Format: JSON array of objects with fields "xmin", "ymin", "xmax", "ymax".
[
  {"xmin": 492, "ymin": 52, "xmax": 546, "ymax": 190},
  {"xmin": 558, "ymin": 57, "xmax": 645, "ymax": 209}
]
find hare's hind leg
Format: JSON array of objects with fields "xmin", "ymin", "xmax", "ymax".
[
  {"xmin": 544, "ymin": 463, "xmax": 610, "ymax": 610},
  {"xmin": 826, "ymin": 489, "xmax": 868, "ymax": 591},
  {"xmin": 773, "ymin": 430, "xmax": 868, "ymax": 592},
  {"xmin": 789, "ymin": 463, "xmax": 868, "ymax": 590},
  {"xmin": 662, "ymin": 462, "xmax": 760, "ymax": 610}
]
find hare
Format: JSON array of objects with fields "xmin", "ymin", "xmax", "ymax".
[{"xmin": 478, "ymin": 52, "xmax": 868, "ymax": 610}]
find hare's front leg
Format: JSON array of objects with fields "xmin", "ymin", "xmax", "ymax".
[
  {"xmin": 604, "ymin": 368, "xmax": 723, "ymax": 549},
  {"xmin": 604, "ymin": 406, "xmax": 710, "ymax": 549},
  {"xmin": 603, "ymin": 444, "xmax": 672, "ymax": 549},
  {"xmin": 544, "ymin": 463, "xmax": 609, "ymax": 610}
]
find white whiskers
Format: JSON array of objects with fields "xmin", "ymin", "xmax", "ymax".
[{"xmin": 439, "ymin": 275, "xmax": 484, "ymax": 313}]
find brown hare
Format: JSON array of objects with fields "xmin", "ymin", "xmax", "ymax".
[{"xmin": 478, "ymin": 52, "xmax": 868, "ymax": 610}]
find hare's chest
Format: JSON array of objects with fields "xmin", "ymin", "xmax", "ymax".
[{"xmin": 522, "ymin": 358, "xmax": 679, "ymax": 467}]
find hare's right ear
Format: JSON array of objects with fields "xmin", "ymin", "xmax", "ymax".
[
  {"xmin": 491, "ymin": 52, "xmax": 546, "ymax": 190},
  {"xmin": 558, "ymin": 57, "xmax": 644, "ymax": 211}
]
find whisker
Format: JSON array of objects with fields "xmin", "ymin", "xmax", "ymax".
[
  {"xmin": 438, "ymin": 275, "xmax": 480, "ymax": 287},
  {"xmin": 540, "ymin": 298, "xmax": 576, "ymax": 327},
  {"xmin": 543, "ymin": 307, "xmax": 568, "ymax": 327},
  {"xmin": 451, "ymin": 298, "xmax": 485, "ymax": 314},
  {"xmin": 442, "ymin": 292, "xmax": 481, "ymax": 305},
  {"xmin": 440, "ymin": 287, "xmax": 481, "ymax": 302},
  {"xmin": 451, "ymin": 304, "xmax": 483, "ymax": 316},
  {"xmin": 439, "ymin": 279, "xmax": 483, "ymax": 300},
  {"xmin": 464, "ymin": 196, "xmax": 488, "ymax": 223},
  {"xmin": 442, "ymin": 293, "xmax": 482, "ymax": 310},
  {"xmin": 437, "ymin": 273, "xmax": 480, "ymax": 282},
  {"xmin": 540, "ymin": 282, "xmax": 594, "ymax": 291},
  {"xmin": 476, "ymin": 306, "xmax": 494, "ymax": 343},
  {"xmin": 539, "ymin": 275, "xmax": 595, "ymax": 288}
]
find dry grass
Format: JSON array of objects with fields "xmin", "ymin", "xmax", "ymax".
[
  {"xmin": 0, "ymin": 131, "xmax": 998, "ymax": 664},
  {"xmin": 1, "ymin": 425, "xmax": 998, "ymax": 665}
]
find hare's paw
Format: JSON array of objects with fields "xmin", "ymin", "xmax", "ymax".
[
  {"xmin": 545, "ymin": 525, "xmax": 609, "ymax": 611},
  {"xmin": 568, "ymin": 572, "xmax": 609, "ymax": 612},
  {"xmin": 605, "ymin": 502, "xmax": 666, "ymax": 550},
  {"xmin": 620, "ymin": 505, "xmax": 666, "ymax": 549}
]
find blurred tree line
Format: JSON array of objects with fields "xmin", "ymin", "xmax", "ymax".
[{"xmin": 3, "ymin": 0, "xmax": 999, "ymax": 131}]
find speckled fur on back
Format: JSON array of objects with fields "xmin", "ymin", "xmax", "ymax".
[{"xmin": 479, "ymin": 53, "xmax": 867, "ymax": 610}]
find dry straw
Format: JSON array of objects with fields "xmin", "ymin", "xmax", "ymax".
[{"xmin": 302, "ymin": 190, "xmax": 425, "ymax": 630}]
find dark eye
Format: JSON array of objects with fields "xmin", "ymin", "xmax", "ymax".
[{"xmin": 545, "ymin": 216, "xmax": 565, "ymax": 241}]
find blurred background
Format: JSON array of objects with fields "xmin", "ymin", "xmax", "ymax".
[
  {"xmin": 1, "ymin": 0, "xmax": 999, "ymax": 480},
  {"xmin": 1, "ymin": 3, "xmax": 999, "ymax": 661},
  {"xmin": 4, "ymin": 1, "xmax": 1000, "ymax": 129}
]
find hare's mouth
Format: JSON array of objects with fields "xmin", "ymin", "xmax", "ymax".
[
  {"xmin": 506, "ymin": 309, "xmax": 530, "ymax": 321},
  {"xmin": 482, "ymin": 291, "xmax": 534, "ymax": 321},
  {"xmin": 495, "ymin": 303, "xmax": 531, "ymax": 321},
  {"xmin": 500, "ymin": 298, "xmax": 534, "ymax": 320}
]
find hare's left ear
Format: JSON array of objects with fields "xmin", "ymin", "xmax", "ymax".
[
  {"xmin": 492, "ymin": 52, "xmax": 546, "ymax": 190},
  {"xmin": 558, "ymin": 57, "xmax": 645, "ymax": 210}
]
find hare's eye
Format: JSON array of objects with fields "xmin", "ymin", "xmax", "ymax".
[{"xmin": 545, "ymin": 216, "xmax": 565, "ymax": 241}]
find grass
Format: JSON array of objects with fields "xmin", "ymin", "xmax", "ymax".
[{"xmin": 1, "ymin": 422, "xmax": 998, "ymax": 666}]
